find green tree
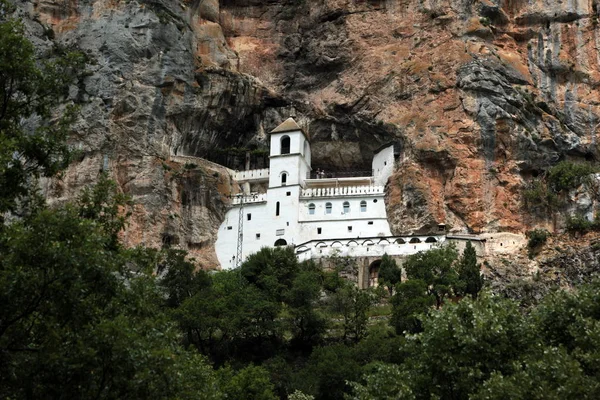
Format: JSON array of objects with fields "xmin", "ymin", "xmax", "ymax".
[
  {"xmin": 473, "ymin": 347, "xmax": 598, "ymax": 400},
  {"xmin": 390, "ymin": 279, "xmax": 435, "ymax": 334},
  {"xmin": 378, "ymin": 254, "xmax": 401, "ymax": 296},
  {"xmin": 401, "ymin": 294, "xmax": 536, "ymax": 400},
  {"xmin": 285, "ymin": 267, "xmax": 327, "ymax": 349},
  {"xmin": 456, "ymin": 241, "xmax": 483, "ymax": 299},
  {"xmin": 219, "ymin": 365, "xmax": 278, "ymax": 400},
  {"xmin": 403, "ymin": 245, "xmax": 459, "ymax": 308},
  {"xmin": 241, "ymin": 246, "xmax": 300, "ymax": 302},
  {"xmin": 348, "ymin": 363, "xmax": 415, "ymax": 400},
  {"xmin": 329, "ymin": 284, "xmax": 378, "ymax": 343},
  {"xmin": 297, "ymin": 344, "xmax": 362, "ymax": 400},
  {"xmin": 0, "ymin": 190, "xmax": 222, "ymax": 398},
  {"xmin": 0, "ymin": 3, "xmax": 86, "ymax": 217}
]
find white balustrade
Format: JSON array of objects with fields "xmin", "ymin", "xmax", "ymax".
[
  {"xmin": 231, "ymin": 193, "xmax": 267, "ymax": 205},
  {"xmin": 233, "ymin": 168, "xmax": 270, "ymax": 181},
  {"xmin": 301, "ymin": 185, "xmax": 384, "ymax": 198}
]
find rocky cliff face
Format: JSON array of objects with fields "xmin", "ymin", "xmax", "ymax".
[{"xmin": 12, "ymin": 0, "xmax": 600, "ymax": 267}]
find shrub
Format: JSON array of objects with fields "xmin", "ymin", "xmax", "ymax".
[
  {"xmin": 523, "ymin": 181, "xmax": 558, "ymax": 211},
  {"xmin": 527, "ymin": 229, "xmax": 550, "ymax": 249},
  {"xmin": 548, "ymin": 161, "xmax": 597, "ymax": 193},
  {"xmin": 566, "ymin": 214, "xmax": 594, "ymax": 233}
]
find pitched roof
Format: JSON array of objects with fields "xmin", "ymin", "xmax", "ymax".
[
  {"xmin": 270, "ymin": 118, "xmax": 309, "ymax": 140},
  {"xmin": 270, "ymin": 118, "xmax": 302, "ymax": 134}
]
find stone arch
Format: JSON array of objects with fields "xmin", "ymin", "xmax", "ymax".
[
  {"xmin": 274, "ymin": 238, "xmax": 287, "ymax": 246},
  {"xmin": 331, "ymin": 241, "xmax": 344, "ymax": 248},
  {"xmin": 315, "ymin": 241, "xmax": 327, "ymax": 248},
  {"xmin": 425, "ymin": 237, "xmax": 437, "ymax": 243},
  {"xmin": 409, "ymin": 237, "xmax": 421, "ymax": 243},
  {"xmin": 347, "ymin": 240, "xmax": 359, "ymax": 247},
  {"xmin": 368, "ymin": 259, "xmax": 382, "ymax": 288},
  {"xmin": 362, "ymin": 239, "xmax": 375, "ymax": 246},
  {"xmin": 296, "ymin": 245, "xmax": 308, "ymax": 253},
  {"xmin": 395, "ymin": 238, "xmax": 406, "ymax": 244},
  {"xmin": 378, "ymin": 238, "xmax": 390, "ymax": 244}
]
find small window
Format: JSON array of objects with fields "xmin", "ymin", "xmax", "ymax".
[
  {"xmin": 368, "ymin": 221, "xmax": 373, "ymax": 225},
  {"xmin": 373, "ymin": 199, "xmax": 378, "ymax": 203},
  {"xmin": 281, "ymin": 173, "xmax": 287, "ymax": 186},
  {"xmin": 256, "ymin": 233, "xmax": 261, "ymax": 240},
  {"xmin": 281, "ymin": 136, "xmax": 290, "ymax": 154},
  {"xmin": 317, "ymin": 227, "xmax": 322, "ymax": 234},
  {"xmin": 227, "ymin": 226, "xmax": 232, "ymax": 230},
  {"xmin": 384, "ymin": 161, "xmax": 387, "ymax": 166},
  {"xmin": 348, "ymin": 226, "xmax": 352, "ymax": 232},
  {"xmin": 360, "ymin": 200, "xmax": 367, "ymax": 212},
  {"xmin": 247, "ymin": 213, "xmax": 251, "ymax": 221},
  {"xmin": 325, "ymin": 202, "xmax": 332, "ymax": 214},
  {"xmin": 343, "ymin": 201, "xmax": 350, "ymax": 214},
  {"xmin": 309, "ymin": 203, "xmax": 316, "ymax": 215},
  {"xmin": 286, "ymin": 191, "xmax": 291, "ymax": 196},
  {"xmin": 276, "ymin": 201, "xmax": 280, "ymax": 216}
]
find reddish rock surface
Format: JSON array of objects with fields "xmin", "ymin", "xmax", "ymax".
[{"xmin": 15, "ymin": 0, "xmax": 600, "ymax": 267}]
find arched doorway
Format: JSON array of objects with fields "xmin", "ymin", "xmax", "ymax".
[
  {"xmin": 274, "ymin": 239, "xmax": 287, "ymax": 247},
  {"xmin": 368, "ymin": 260, "xmax": 381, "ymax": 288}
]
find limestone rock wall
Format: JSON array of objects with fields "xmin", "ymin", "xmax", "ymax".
[{"xmin": 11, "ymin": 0, "xmax": 600, "ymax": 267}]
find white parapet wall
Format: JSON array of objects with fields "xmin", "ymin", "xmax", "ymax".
[
  {"xmin": 295, "ymin": 236, "xmax": 446, "ymax": 262},
  {"xmin": 231, "ymin": 193, "xmax": 268, "ymax": 205},
  {"xmin": 233, "ymin": 168, "xmax": 270, "ymax": 182}
]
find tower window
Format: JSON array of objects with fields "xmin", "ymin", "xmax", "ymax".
[
  {"xmin": 281, "ymin": 173, "xmax": 287, "ymax": 186},
  {"xmin": 286, "ymin": 191, "xmax": 291, "ymax": 196},
  {"xmin": 368, "ymin": 221, "xmax": 373, "ymax": 225},
  {"xmin": 281, "ymin": 135, "xmax": 290, "ymax": 154},
  {"xmin": 325, "ymin": 202, "xmax": 332, "ymax": 214},
  {"xmin": 343, "ymin": 201, "xmax": 350, "ymax": 214},
  {"xmin": 317, "ymin": 227, "xmax": 322, "ymax": 234},
  {"xmin": 276, "ymin": 201, "xmax": 280, "ymax": 216},
  {"xmin": 308, "ymin": 203, "xmax": 316, "ymax": 215},
  {"xmin": 360, "ymin": 200, "xmax": 367, "ymax": 212},
  {"xmin": 227, "ymin": 226, "xmax": 232, "ymax": 230},
  {"xmin": 247, "ymin": 213, "xmax": 251, "ymax": 221},
  {"xmin": 348, "ymin": 226, "xmax": 353, "ymax": 232},
  {"xmin": 256, "ymin": 233, "xmax": 261, "ymax": 239}
]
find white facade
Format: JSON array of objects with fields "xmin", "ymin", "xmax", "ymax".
[{"xmin": 215, "ymin": 118, "xmax": 396, "ymax": 269}]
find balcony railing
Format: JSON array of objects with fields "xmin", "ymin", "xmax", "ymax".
[
  {"xmin": 308, "ymin": 170, "xmax": 372, "ymax": 179},
  {"xmin": 301, "ymin": 185, "xmax": 384, "ymax": 198},
  {"xmin": 231, "ymin": 193, "xmax": 267, "ymax": 205}
]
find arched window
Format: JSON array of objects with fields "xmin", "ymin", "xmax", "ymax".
[
  {"xmin": 325, "ymin": 202, "xmax": 332, "ymax": 214},
  {"xmin": 360, "ymin": 200, "xmax": 367, "ymax": 212},
  {"xmin": 343, "ymin": 201, "xmax": 350, "ymax": 214},
  {"xmin": 274, "ymin": 239, "xmax": 287, "ymax": 246},
  {"xmin": 281, "ymin": 173, "xmax": 287, "ymax": 186},
  {"xmin": 281, "ymin": 136, "xmax": 290, "ymax": 154},
  {"xmin": 276, "ymin": 201, "xmax": 280, "ymax": 216},
  {"xmin": 308, "ymin": 203, "xmax": 316, "ymax": 215}
]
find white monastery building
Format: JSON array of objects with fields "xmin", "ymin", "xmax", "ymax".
[{"xmin": 215, "ymin": 118, "xmax": 448, "ymax": 270}]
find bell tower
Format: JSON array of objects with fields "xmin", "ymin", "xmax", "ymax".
[{"xmin": 268, "ymin": 118, "xmax": 311, "ymax": 188}]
